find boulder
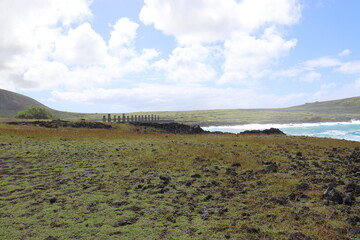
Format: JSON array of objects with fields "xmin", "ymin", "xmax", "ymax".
[
  {"xmin": 239, "ymin": 128, "xmax": 285, "ymax": 135},
  {"xmin": 323, "ymin": 186, "xmax": 344, "ymax": 204}
]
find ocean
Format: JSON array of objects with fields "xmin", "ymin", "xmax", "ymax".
[{"xmin": 203, "ymin": 120, "xmax": 360, "ymax": 142}]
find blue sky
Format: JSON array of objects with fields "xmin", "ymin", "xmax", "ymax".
[{"xmin": 1, "ymin": 0, "xmax": 360, "ymax": 113}]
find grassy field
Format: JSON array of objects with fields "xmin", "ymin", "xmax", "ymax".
[
  {"xmin": 0, "ymin": 120, "xmax": 359, "ymax": 239},
  {"xmin": 59, "ymin": 97, "xmax": 360, "ymax": 126}
]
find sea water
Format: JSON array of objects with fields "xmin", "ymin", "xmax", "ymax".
[{"xmin": 203, "ymin": 120, "xmax": 360, "ymax": 142}]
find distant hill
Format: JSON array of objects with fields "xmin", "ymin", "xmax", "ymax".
[
  {"xmin": 1, "ymin": 88, "xmax": 360, "ymax": 124},
  {"xmin": 287, "ymin": 96, "xmax": 360, "ymax": 114},
  {"xmin": 0, "ymin": 89, "xmax": 48, "ymax": 117},
  {"xmin": 0, "ymin": 89, "xmax": 89, "ymax": 119}
]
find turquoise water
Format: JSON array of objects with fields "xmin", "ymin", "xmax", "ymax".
[{"xmin": 203, "ymin": 121, "xmax": 360, "ymax": 142}]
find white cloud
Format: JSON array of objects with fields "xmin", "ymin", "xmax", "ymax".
[
  {"xmin": 0, "ymin": 1, "xmax": 160, "ymax": 92},
  {"xmin": 0, "ymin": 0, "xmax": 91, "ymax": 67},
  {"xmin": 299, "ymin": 71, "xmax": 322, "ymax": 83},
  {"xmin": 53, "ymin": 23, "xmax": 109, "ymax": 66},
  {"xmin": 51, "ymin": 84, "xmax": 308, "ymax": 112},
  {"xmin": 303, "ymin": 57, "xmax": 342, "ymax": 69},
  {"xmin": 338, "ymin": 61, "xmax": 360, "ymax": 74},
  {"xmin": 109, "ymin": 18, "xmax": 139, "ymax": 59},
  {"xmin": 338, "ymin": 49, "xmax": 351, "ymax": 58},
  {"xmin": 220, "ymin": 27, "xmax": 297, "ymax": 84},
  {"xmin": 140, "ymin": 0, "xmax": 301, "ymax": 45},
  {"xmin": 154, "ymin": 44, "xmax": 216, "ymax": 83},
  {"xmin": 312, "ymin": 83, "xmax": 336, "ymax": 99}
]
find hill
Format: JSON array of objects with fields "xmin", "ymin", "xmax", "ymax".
[
  {"xmin": 1, "ymin": 88, "xmax": 360, "ymax": 124},
  {"xmin": 126, "ymin": 96, "xmax": 360, "ymax": 126},
  {"xmin": 0, "ymin": 89, "xmax": 47, "ymax": 117},
  {"xmin": 0, "ymin": 89, "xmax": 88, "ymax": 119}
]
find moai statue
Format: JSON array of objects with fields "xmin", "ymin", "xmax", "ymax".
[
  {"xmin": 127, "ymin": 116, "xmax": 130, "ymax": 122},
  {"xmin": 148, "ymin": 115, "xmax": 151, "ymax": 122},
  {"xmin": 157, "ymin": 115, "xmax": 160, "ymax": 121},
  {"xmin": 108, "ymin": 114, "xmax": 111, "ymax": 122},
  {"xmin": 141, "ymin": 115, "xmax": 144, "ymax": 122},
  {"xmin": 102, "ymin": 115, "xmax": 106, "ymax": 122},
  {"xmin": 114, "ymin": 115, "xmax": 117, "ymax": 122},
  {"xmin": 134, "ymin": 115, "xmax": 138, "ymax": 122},
  {"xmin": 131, "ymin": 115, "xmax": 134, "ymax": 122},
  {"xmin": 145, "ymin": 115, "xmax": 148, "ymax": 122},
  {"xmin": 122, "ymin": 114, "xmax": 126, "ymax": 123},
  {"xmin": 151, "ymin": 114, "xmax": 154, "ymax": 121},
  {"xmin": 117, "ymin": 116, "xmax": 121, "ymax": 123}
]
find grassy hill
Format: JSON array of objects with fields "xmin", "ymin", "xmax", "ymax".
[
  {"xmin": 1, "ymin": 88, "xmax": 360, "ymax": 125},
  {"xmin": 0, "ymin": 89, "xmax": 88, "ymax": 119},
  {"xmin": 0, "ymin": 89, "xmax": 47, "ymax": 117}
]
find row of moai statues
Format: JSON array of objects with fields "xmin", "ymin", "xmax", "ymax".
[{"xmin": 102, "ymin": 114, "xmax": 160, "ymax": 123}]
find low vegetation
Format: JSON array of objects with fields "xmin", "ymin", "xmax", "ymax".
[
  {"xmin": 0, "ymin": 120, "xmax": 359, "ymax": 239},
  {"xmin": 15, "ymin": 106, "xmax": 58, "ymax": 120}
]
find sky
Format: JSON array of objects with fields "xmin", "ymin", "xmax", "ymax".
[{"xmin": 1, "ymin": 0, "xmax": 360, "ymax": 113}]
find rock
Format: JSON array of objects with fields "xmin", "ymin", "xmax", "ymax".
[
  {"xmin": 296, "ymin": 183, "xmax": 309, "ymax": 191},
  {"xmin": 289, "ymin": 192, "xmax": 311, "ymax": 201},
  {"xmin": 239, "ymin": 128, "xmax": 285, "ymax": 135},
  {"xmin": 246, "ymin": 227, "xmax": 260, "ymax": 233},
  {"xmin": 288, "ymin": 232, "xmax": 313, "ymax": 240},
  {"xmin": 49, "ymin": 198, "xmax": 57, "ymax": 204},
  {"xmin": 159, "ymin": 175, "xmax": 171, "ymax": 183},
  {"xmin": 191, "ymin": 174, "xmax": 201, "ymax": 179},
  {"xmin": 323, "ymin": 186, "xmax": 343, "ymax": 204},
  {"xmin": 345, "ymin": 183, "xmax": 360, "ymax": 197},
  {"xmin": 322, "ymin": 186, "xmax": 356, "ymax": 205},
  {"xmin": 112, "ymin": 218, "xmax": 138, "ymax": 227},
  {"xmin": 226, "ymin": 167, "xmax": 237, "ymax": 176},
  {"xmin": 347, "ymin": 216, "xmax": 360, "ymax": 226},
  {"xmin": 264, "ymin": 163, "xmax": 278, "ymax": 173},
  {"xmin": 269, "ymin": 196, "xmax": 288, "ymax": 206},
  {"xmin": 44, "ymin": 237, "xmax": 58, "ymax": 240},
  {"xmin": 343, "ymin": 192, "xmax": 355, "ymax": 206},
  {"xmin": 130, "ymin": 122, "xmax": 207, "ymax": 134}
]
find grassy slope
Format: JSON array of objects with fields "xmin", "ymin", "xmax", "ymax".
[
  {"xmin": 1, "ymin": 87, "xmax": 360, "ymax": 124},
  {"xmin": 74, "ymin": 96, "xmax": 360, "ymax": 125},
  {"xmin": 0, "ymin": 121, "xmax": 359, "ymax": 239}
]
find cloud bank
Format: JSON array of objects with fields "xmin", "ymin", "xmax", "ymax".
[{"xmin": 1, "ymin": 0, "xmax": 360, "ymax": 112}]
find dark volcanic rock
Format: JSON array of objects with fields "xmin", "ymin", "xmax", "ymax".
[
  {"xmin": 349, "ymin": 147, "xmax": 360, "ymax": 162},
  {"xmin": 239, "ymin": 128, "xmax": 285, "ymax": 135},
  {"xmin": 288, "ymin": 232, "xmax": 313, "ymax": 240},
  {"xmin": 44, "ymin": 237, "xmax": 58, "ymax": 240},
  {"xmin": 323, "ymin": 186, "xmax": 344, "ymax": 204},
  {"xmin": 296, "ymin": 183, "xmax": 310, "ymax": 191},
  {"xmin": 7, "ymin": 120, "xmax": 112, "ymax": 129},
  {"xmin": 323, "ymin": 186, "xmax": 355, "ymax": 205},
  {"xmin": 269, "ymin": 196, "xmax": 288, "ymax": 206},
  {"xmin": 159, "ymin": 175, "xmax": 171, "ymax": 183},
  {"xmin": 246, "ymin": 227, "xmax": 260, "ymax": 234},
  {"xmin": 130, "ymin": 122, "xmax": 207, "ymax": 134},
  {"xmin": 345, "ymin": 183, "xmax": 360, "ymax": 197}
]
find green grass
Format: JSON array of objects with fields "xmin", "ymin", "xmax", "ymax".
[
  {"xmin": 54, "ymin": 96, "xmax": 360, "ymax": 125},
  {"xmin": 0, "ymin": 121, "xmax": 359, "ymax": 239}
]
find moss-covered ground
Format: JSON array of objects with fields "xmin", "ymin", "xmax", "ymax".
[{"xmin": 0, "ymin": 121, "xmax": 359, "ymax": 239}]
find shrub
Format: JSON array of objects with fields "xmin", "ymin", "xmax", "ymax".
[{"xmin": 15, "ymin": 106, "xmax": 57, "ymax": 119}]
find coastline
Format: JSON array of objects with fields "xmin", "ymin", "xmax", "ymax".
[{"xmin": 203, "ymin": 120, "xmax": 360, "ymax": 142}]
